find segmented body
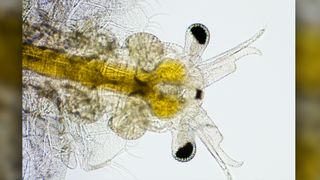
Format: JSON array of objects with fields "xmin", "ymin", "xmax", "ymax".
[
  {"xmin": 22, "ymin": 0, "xmax": 160, "ymax": 179},
  {"xmin": 22, "ymin": 21, "xmax": 203, "ymax": 179},
  {"xmin": 22, "ymin": 1, "xmax": 264, "ymax": 179}
]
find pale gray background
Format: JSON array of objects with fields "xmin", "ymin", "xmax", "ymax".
[{"xmin": 66, "ymin": 0, "xmax": 295, "ymax": 179}]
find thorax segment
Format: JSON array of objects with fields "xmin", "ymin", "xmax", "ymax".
[{"xmin": 23, "ymin": 44, "xmax": 187, "ymax": 118}]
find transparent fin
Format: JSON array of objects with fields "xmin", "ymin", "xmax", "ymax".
[
  {"xmin": 190, "ymin": 107, "xmax": 243, "ymax": 180},
  {"xmin": 80, "ymin": 121, "xmax": 128, "ymax": 171},
  {"xmin": 197, "ymin": 29, "xmax": 265, "ymax": 87}
]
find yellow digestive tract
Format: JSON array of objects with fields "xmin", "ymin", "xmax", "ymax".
[{"xmin": 22, "ymin": 44, "xmax": 187, "ymax": 118}]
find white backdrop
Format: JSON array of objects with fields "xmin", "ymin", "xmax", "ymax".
[{"xmin": 66, "ymin": 0, "xmax": 295, "ymax": 179}]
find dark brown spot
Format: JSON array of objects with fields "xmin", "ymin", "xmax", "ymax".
[{"xmin": 195, "ymin": 89, "xmax": 203, "ymax": 99}]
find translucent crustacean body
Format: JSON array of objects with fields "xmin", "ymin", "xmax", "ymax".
[{"xmin": 22, "ymin": 17, "xmax": 264, "ymax": 179}]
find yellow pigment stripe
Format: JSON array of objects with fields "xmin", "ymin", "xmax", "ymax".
[
  {"xmin": 22, "ymin": 44, "xmax": 187, "ymax": 118},
  {"xmin": 22, "ymin": 44, "xmax": 138, "ymax": 93}
]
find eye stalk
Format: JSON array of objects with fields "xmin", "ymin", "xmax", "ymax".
[
  {"xmin": 171, "ymin": 123, "xmax": 196, "ymax": 163},
  {"xmin": 184, "ymin": 23, "xmax": 210, "ymax": 59},
  {"xmin": 195, "ymin": 89, "xmax": 203, "ymax": 100}
]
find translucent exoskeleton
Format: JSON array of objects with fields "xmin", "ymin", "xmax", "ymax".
[
  {"xmin": 22, "ymin": 0, "xmax": 157, "ymax": 179},
  {"xmin": 22, "ymin": 13, "xmax": 264, "ymax": 180}
]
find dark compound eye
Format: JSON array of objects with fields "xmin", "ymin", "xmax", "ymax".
[
  {"xmin": 190, "ymin": 24, "xmax": 208, "ymax": 45},
  {"xmin": 174, "ymin": 142, "xmax": 196, "ymax": 162}
]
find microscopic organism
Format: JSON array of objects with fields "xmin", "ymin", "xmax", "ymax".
[{"xmin": 22, "ymin": 19, "xmax": 264, "ymax": 180}]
